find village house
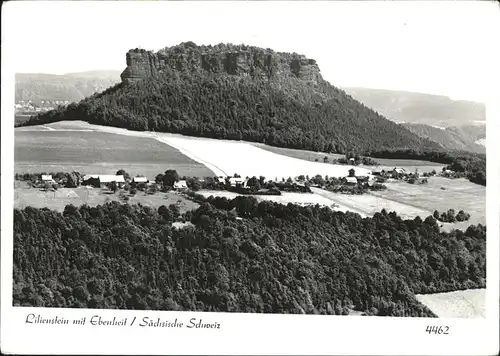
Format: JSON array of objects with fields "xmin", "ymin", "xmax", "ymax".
[
  {"xmin": 372, "ymin": 168, "xmax": 384, "ymax": 176},
  {"xmin": 173, "ymin": 180, "xmax": 188, "ymax": 190},
  {"xmin": 356, "ymin": 176, "xmax": 369, "ymax": 183},
  {"xmin": 41, "ymin": 174, "xmax": 55, "ymax": 184},
  {"xmin": 229, "ymin": 177, "xmax": 246, "ymax": 187},
  {"xmin": 82, "ymin": 175, "xmax": 125, "ymax": 188},
  {"xmin": 132, "ymin": 176, "xmax": 148, "ymax": 184},
  {"xmin": 344, "ymin": 176, "xmax": 358, "ymax": 185},
  {"xmin": 442, "ymin": 169, "xmax": 455, "ymax": 177},
  {"xmin": 393, "ymin": 167, "xmax": 406, "ymax": 175}
]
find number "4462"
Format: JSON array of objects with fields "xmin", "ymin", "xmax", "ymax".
[{"xmin": 425, "ymin": 325, "xmax": 449, "ymax": 335}]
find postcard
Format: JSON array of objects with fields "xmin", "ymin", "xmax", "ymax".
[{"xmin": 1, "ymin": 1, "xmax": 499, "ymax": 355}]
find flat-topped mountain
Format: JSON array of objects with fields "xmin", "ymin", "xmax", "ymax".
[
  {"xmin": 121, "ymin": 42, "xmax": 322, "ymax": 85},
  {"xmin": 21, "ymin": 42, "xmax": 442, "ymax": 155}
]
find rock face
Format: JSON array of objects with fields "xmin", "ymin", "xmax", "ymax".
[{"xmin": 120, "ymin": 42, "xmax": 323, "ymax": 85}]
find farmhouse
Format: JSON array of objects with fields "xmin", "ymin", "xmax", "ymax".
[
  {"xmin": 41, "ymin": 175, "xmax": 55, "ymax": 184},
  {"xmin": 82, "ymin": 175, "xmax": 125, "ymax": 188},
  {"xmin": 393, "ymin": 167, "xmax": 406, "ymax": 175},
  {"xmin": 174, "ymin": 180, "xmax": 188, "ymax": 190},
  {"xmin": 344, "ymin": 177, "xmax": 358, "ymax": 185},
  {"xmin": 132, "ymin": 176, "xmax": 148, "ymax": 183},
  {"xmin": 229, "ymin": 177, "xmax": 246, "ymax": 187},
  {"xmin": 356, "ymin": 176, "xmax": 369, "ymax": 183}
]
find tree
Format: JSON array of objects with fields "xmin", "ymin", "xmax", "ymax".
[
  {"xmin": 246, "ymin": 177, "xmax": 261, "ymax": 192},
  {"xmin": 323, "ymin": 156, "xmax": 329, "ymax": 163},
  {"xmin": 446, "ymin": 209, "xmax": 456, "ymax": 223},
  {"xmin": 116, "ymin": 170, "xmax": 130, "ymax": 180},
  {"xmin": 433, "ymin": 210, "xmax": 440, "ymax": 220},
  {"xmin": 155, "ymin": 173, "xmax": 165, "ymax": 184},
  {"xmin": 65, "ymin": 174, "xmax": 78, "ymax": 188},
  {"xmin": 163, "ymin": 170, "xmax": 179, "ymax": 187},
  {"xmin": 348, "ymin": 168, "xmax": 356, "ymax": 177}
]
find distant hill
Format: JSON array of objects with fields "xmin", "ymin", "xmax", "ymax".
[
  {"xmin": 20, "ymin": 42, "xmax": 442, "ymax": 156},
  {"xmin": 15, "ymin": 71, "xmax": 121, "ymax": 103},
  {"xmin": 402, "ymin": 123, "xmax": 485, "ymax": 153},
  {"xmin": 342, "ymin": 87, "xmax": 486, "ymax": 128},
  {"xmin": 64, "ymin": 70, "xmax": 122, "ymax": 80}
]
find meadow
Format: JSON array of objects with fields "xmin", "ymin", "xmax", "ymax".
[
  {"xmin": 198, "ymin": 175, "xmax": 485, "ymax": 231},
  {"xmin": 313, "ymin": 177, "xmax": 485, "ymax": 228},
  {"xmin": 415, "ymin": 289, "xmax": 486, "ymax": 318},
  {"xmin": 15, "ymin": 124, "xmax": 213, "ymax": 178},
  {"xmin": 255, "ymin": 143, "xmax": 446, "ymax": 173},
  {"xmin": 14, "ymin": 181, "xmax": 199, "ymax": 213},
  {"xmin": 155, "ymin": 133, "xmax": 372, "ymax": 180},
  {"xmin": 371, "ymin": 177, "xmax": 486, "ymax": 226},
  {"xmin": 15, "ymin": 121, "xmax": 485, "ymax": 232}
]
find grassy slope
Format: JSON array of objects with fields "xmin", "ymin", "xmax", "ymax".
[
  {"xmin": 14, "ymin": 181, "xmax": 199, "ymax": 214},
  {"xmin": 255, "ymin": 143, "xmax": 445, "ymax": 170},
  {"xmin": 15, "ymin": 127, "xmax": 213, "ymax": 178}
]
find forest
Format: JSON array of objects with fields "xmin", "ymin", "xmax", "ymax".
[{"xmin": 13, "ymin": 198, "xmax": 486, "ymax": 317}]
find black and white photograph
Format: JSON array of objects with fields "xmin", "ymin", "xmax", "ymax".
[{"xmin": 1, "ymin": 1, "xmax": 499, "ymax": 355}]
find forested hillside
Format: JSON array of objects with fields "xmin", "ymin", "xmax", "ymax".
[
  {"xmin": 342, "ymin": 87, "xmax": 486, "ymax": 128},
  {"xmin": 20, "ymin": 43, "xmax": 441, "ymax": 155},
  {"xmin": 402, "ymin": 123, "xmax": 485, "ymax": 153},
  {"xmin": 13, "ymin": 199, "xmax": 486, "ymax": 316}
]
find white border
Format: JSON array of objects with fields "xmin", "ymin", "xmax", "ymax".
[{"xmin": 2, "ymin": 1, "xmax": 499, "ymax": 355}]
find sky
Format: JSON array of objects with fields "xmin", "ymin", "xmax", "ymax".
[{"xmin": 2, "ymin": 1, "xmax": 499, "ymax": 102}]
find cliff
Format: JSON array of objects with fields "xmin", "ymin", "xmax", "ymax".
[{"xmin": 120, "ymin": 42, "xmax": 322, "ymax": 85}]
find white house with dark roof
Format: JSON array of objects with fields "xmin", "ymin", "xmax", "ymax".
[
  {"xmin": 229, "ymin": 177, "xmax": 246, "ymax": 187},
  {"xmin": 132, "ymin": 176, "xmax": 148, "ymax": 183},
  {"xmin": 173, "ymin": 180, "xmax": 188, "ymax": 190},
  {"xmin": 82, "ymin": 175, "xmax": 125, "ymax": 187},
  {"xmin": 41, "ymin": 175, "xmax": 55, "ymax": 184},
  {"xmin": 344, "ymin": 176, "xmax": 358, "ymax": 185}
]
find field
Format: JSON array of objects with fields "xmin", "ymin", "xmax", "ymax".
[
  {"xmin": 14, "ymin": 180, "xmax": 199, "ymax": 213},
  {"xmin": 370, "ymin": 177, "xmax": 486, "ymax": 228},
  {"xmin": 155, "ymin": 133, "xmax": 372, "ymax": 180},
  {"xmin": 315, "ymin": 177, "xmax": 485, "ymax": 229},
  {"xmin": 15, "ymin": 121, "xmax": 485, "ymax": 232},
  {"xmin": 198, "ymin": 190, "xmax": 339, "ymax": 208},
  {"xmin": 256, "ymin": 143, "xmax": 446, "ymax": 173},
  {"xmin": 415, "ymin": 289, "xmax": 486, "ymax": 318},
  {"xmin": 198, "ymin": 175, "xmax": 485, "ymax": 230},
  {"xmin": 15, "ymin": 123, "xmax": 213, "ymax": 178},
  {"xmin": 16, "ymin": 121, "xmax": 372, "ymax": 180}
]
